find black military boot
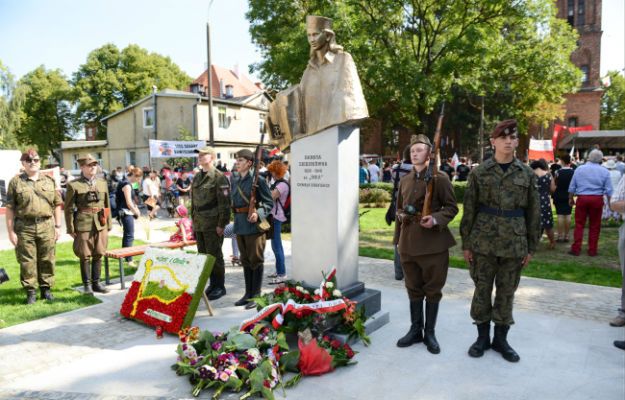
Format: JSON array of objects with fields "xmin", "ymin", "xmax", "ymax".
[
  {"xmin": 40, "ymin": 287, "xmax": 55, "ymax": 301},
  {"xmin": 468, "ymin": 322, "xmax": 491, "ymax": 358},
  {"xmin": 235, "ymin": 266, "xmax": 252, "ymax": 306},
  {"xmin": 396, "ymin": 299, "xmax": 424, "ymax": 347},
  {"xmin": 492, "ymin": 324, "xmax": 520, "ymax": 362},
  {"xmin": 423, "ymin": 301, "xmax": 441, "ymax": 354},
  {"xmin": 245, "ymin": 265, "xmax": 264, "ymax": 310},
  {"xmin": 91, "ymin": 258, "xmax": 110, "ymax": 294},
  {"xmin": 207, "ymin": 267, "xmax": 226, "ymax": 301},
  {"xmin": 81, "ymin": 259, "xmax": 94, "ymax": 296},
  {"xmin": 26, "ymin": 289, "xmax": 37, "ymax": 305}
]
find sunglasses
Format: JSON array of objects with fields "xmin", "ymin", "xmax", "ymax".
[{"xmin": 25, "ymin": 158, "xmax": 40, "ymax": 164}]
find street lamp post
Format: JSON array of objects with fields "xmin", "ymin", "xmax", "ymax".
[{"xmin": 206, "ymin": 0, "xmax": 215, "ymax": 147}]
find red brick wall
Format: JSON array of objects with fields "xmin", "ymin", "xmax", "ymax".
[
  {"xmin": 556, "ymin": 0, "xmax": 603, "ymax": 129},
  {"xmin": 563, "ymin": 91, "xmax": 603, "ymax": 128}
]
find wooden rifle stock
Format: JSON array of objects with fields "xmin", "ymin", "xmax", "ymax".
[
  {"xmin": 248, "ymin": 132, "xmax": 266, "ymax": 220},
  {"xmin": 422, "ymin": 102, "xmax": 445, "ymax": 217}
]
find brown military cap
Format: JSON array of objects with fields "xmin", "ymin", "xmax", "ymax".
[
  {"xmin": 20, "ymin": 148, "xmax": 39, "ymax": 162},
  {"xmin": 236, "ymin": 149, "xmax": 255, "ymax": 161},
  {"xmin": 491, "ymin": 119, "xmax": 518, "ymax": 139},
  {"xmin": 77, "ymin": 153, "xmax": 98, "ymax": 166},
  {"xmin": 409, "ymin": 134, "xmax": 432, "ymax": 147}
]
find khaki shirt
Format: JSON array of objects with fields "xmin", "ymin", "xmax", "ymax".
[
  {"xmin": 190, "ymin": 168, "xmax": 231, "ymax": 232},
  {"xmin": 64, "ymin": 175, "xmax": 111, "ymax": 233},
  {"xmin": 460, "ymin": 158, "xmax": 541, "ymax": 257},
  {"xmin": 393, "ymin": 170, "xmax": 458, "ymax": 256},
  {"xmin": 6, "ymin": 173, "xmax": 61, "ymax": 218}
]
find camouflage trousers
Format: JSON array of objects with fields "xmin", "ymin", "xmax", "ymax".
[
  {"xmin": 469, "ymin": 253, "xmax": 523, "ymax": 325},
  {"xmin": 195, "ymin": 230, "xmax": 225, "ymax": 286},
  {"xmin": 15, "ymin": 218, "xmax": 56, "ymax": 290}
]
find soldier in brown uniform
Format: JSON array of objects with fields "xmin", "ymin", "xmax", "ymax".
[
  {"xmin": 5, "ymin": 149, "xmax": 63, "ymax": 304},
  {"xmin": 64, "ymin": 154, "xmax": 112, "ymax": 295},
  {"xmin": 191, "ymin": 146, "xmax": 231, "ymax": 301},
  {"xmin": 393, "ymin": 135, "xmax": 459, "ymax": 354}
]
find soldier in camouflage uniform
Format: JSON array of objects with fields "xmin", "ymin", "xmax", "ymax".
[
  {"xmin": 460, "ymin": 119, "xmax": 540, "ymax": 363},
  {"xmin": 5, "ymin": 149, "xmax": 63, "ymax": 304},
  {"xmin": 64, "ymin": 154, "xmax": 112, "ymax": 295},
  {"xmin": 231, "ymin": 149, "xmax": 273, "ymax": 309},
  {"xmin": 191, "ymin": 146, "xmax": 231, "ymax": 301}
]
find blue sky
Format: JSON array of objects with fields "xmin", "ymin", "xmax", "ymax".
[{"xmin": 0, "ymin": 0, "xmax": 623, "ymax": 82}]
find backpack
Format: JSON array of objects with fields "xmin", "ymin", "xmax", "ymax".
[{"xmin": 271, "ymin": 179, "xmax": 291, "ymax": 222}]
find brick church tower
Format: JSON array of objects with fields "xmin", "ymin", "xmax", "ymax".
[{"xmin": 556, "ymin": 0, "xmax": 603, "ymax": 129}]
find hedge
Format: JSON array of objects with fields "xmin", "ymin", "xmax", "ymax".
[{"xmin": 361, "ymin": 181, "xmax": 468, "ymax": 203}]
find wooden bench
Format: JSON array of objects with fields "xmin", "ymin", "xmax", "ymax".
[{"xmin": 104, "ymin": 240, "xmax": 213, "ymax": 316}]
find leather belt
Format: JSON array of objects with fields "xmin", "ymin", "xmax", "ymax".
[
  {"xmin": 18, "ymin": 216, "xmax": 51, "ymax": 223},
  {"xmin": 233, "ymin": 207, "xmax": 249, "ymax": 213},
  {"xmin": 79, "ymin": 207, "xmax": 102, "ymax": 213},
  {"xmin": 479, "ymin": 205, "xmax": 524, "ymax": 218}
]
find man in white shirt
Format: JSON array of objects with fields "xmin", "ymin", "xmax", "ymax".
[{"xmin": 367, "ymin": 160, "xmax": 381, "ymax": 183}]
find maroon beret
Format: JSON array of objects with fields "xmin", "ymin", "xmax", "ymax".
[{"xmin": 491, "ymin": 119, "xmax": 518, "ymax": 139}]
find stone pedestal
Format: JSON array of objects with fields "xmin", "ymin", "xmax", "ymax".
[
  {"xmin": 290, "ymin": 125, "xmax": 360, "ymax": 288},
  {"xmin": 290, "ymin": 125, "xmax": 387, "ymax": 329}
]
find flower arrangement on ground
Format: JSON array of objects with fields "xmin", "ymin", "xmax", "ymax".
[
  {"xmin": 120, "ymin": 248, "xmax": 214, "ymax": 333},
  {"xmin": 172, "ymin": 268, "xmax": 364, "ymax": 399},
  {"xmin": 241, "ymin": 267, "xmax": 369, "ymax": 344}
]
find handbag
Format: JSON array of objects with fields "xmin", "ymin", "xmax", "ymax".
[{"xmin": 144, "ymin": 196, "xmax": 157, "ymax": 208}]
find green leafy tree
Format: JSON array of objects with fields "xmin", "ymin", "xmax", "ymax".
[
  {"xmin": 247, "ymin": 0, "xmax": 580, "ymax": 153},
  {"xmin": 0, "ymin": 60, "xmax": 24, "ymax": 148},
  {"xmin": 601, "ymin": 71, "xmax": 625, "ymax": 130},
  {"xmin": 15, "ymin": 66, "xmax": 74, "ymax": 161},
  {"xmin": 73, "ymin": 44, "xmax": 193, "ymax": 138}
]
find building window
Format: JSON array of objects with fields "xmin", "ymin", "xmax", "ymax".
[
  {"xmin": 96, "ymin": 153, "xmax": 103, "ymax": 166},
  {"xmin": 143, "ymin": 107, "xmax": 154, "ymax": 128},
  {"xmin": 567, "ymin": 0, "xmax": 575, "ymax": 26},
  {"xmin": 577, "ymin": 0, "xmax": 585, "ymax": 26},
  {"xmin": 229, "ymin": 152, "xmax": 237, "ymax": 159},
  {"xmin": 580, "ymin": 65, "xmax": 589, "ymax": 84},
  {"xmin": 218, "ymin": 106, "xmax": 227, "ymax": 128},
  {"xmin": 72, "ymin": 154, "xmax": 79, "ymax": 170},
  {"xmin": 127, "ymin": 151, "xmax": 136, "ymax": 167},
  {"xmin": 259, "ymin": 113, "xmax": 266, "ymax": 133},
  {"xmin": 568, "ymin": 116, "xmax": 578, "ymax": 127}
]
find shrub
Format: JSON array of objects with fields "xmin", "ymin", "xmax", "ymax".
[
  {"xmin": 360, "ymin": 180, "xmax": 467, "ymax": 203},
  {"xmin": 359, "ymin": 188, "xmax": 391, "ymax": 207}
]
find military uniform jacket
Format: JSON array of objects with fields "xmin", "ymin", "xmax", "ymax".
[
  {"xmin": 460, "ymin": 158, "xmax": 541, "ymax": 257},
  {"xmin": 231, "ymin": 170, "xmax": 273, "ymax": 236},
  {"xmin": 393, "ymin": 170, "xmax": 459, "ymax": 256},
  {"xmin": 6, "ymin": 173, "xmax": 62, "ymax": 218},
  {"xmin": 191, "ymin": 168, "xmax": 231, "ymax": 232},
  {"xmin": 64, "ymin": 175, "xmax": 112, "ymax": 233}
]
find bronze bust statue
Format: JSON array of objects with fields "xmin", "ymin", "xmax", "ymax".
[{"xmin": 268, "ymin": 15, "xmax": 369, "ymax": 150}]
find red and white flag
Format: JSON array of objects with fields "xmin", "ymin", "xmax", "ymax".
[{"xmin": 529, "ymin": 139, "xmax": 554, "ymax": 161}]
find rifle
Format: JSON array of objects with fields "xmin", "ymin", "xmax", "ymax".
[
  {"xmin": 422, "ymin": 102, "xmax": 445, "ymax": 217},
  {"xmin": 248, "ymin": 131, "xmax": 266, "ymax": 223}
]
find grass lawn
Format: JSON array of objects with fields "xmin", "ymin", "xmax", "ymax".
[
  {"xmin": 0, "ymin": 237, "xmax": 144, "ymax": 329},
  {"xmin": 359, "ymin": 205, "xmax": 623, "ymax": 288}
]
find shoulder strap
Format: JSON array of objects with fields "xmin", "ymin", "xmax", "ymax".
[
  {"xmin": 25, "ymin": 179, "xmax": 55, "ymax": 208},
  {"xmin": 236, "ymin": 184, "xmax": 251, "ymax": 205}
]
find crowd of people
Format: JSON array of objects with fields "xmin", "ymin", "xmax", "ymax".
[
  {"xmin": 6, "ymin": 147, "xmax": 291, "ymax": 312},
  {"xmin": 5, "ymin": 122, "xmax": 624, "ymax": 354}
]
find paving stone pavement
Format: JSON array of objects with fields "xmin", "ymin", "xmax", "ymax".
[{"xmin": 0, "ymin": 230, "xmax": 623, "ymax": 400}]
